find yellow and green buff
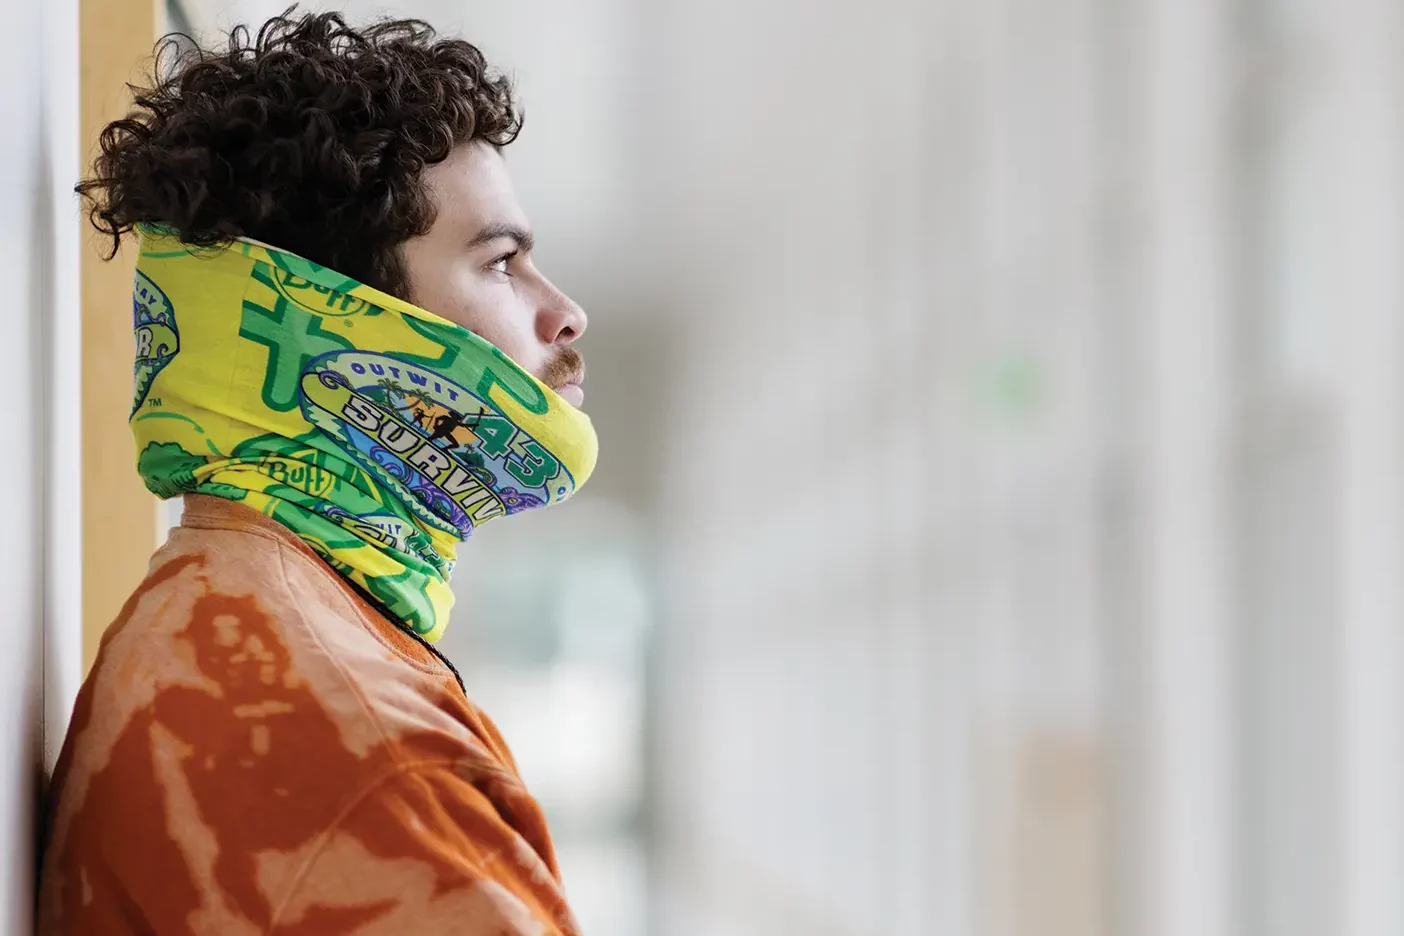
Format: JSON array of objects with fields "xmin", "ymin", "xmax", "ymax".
[{"xmin": 131, "ymin": 227, "xmax": 598, "ymax": 642}]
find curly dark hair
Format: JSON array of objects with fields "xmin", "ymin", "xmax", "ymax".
[{"xmin": 79, "ymin": 9, "xmax": 522, "ymax": 299}]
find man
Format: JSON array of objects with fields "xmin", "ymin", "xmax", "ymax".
[{"xmin": 39, "ymin": 12, "xmax": 595, "ymax": 935}]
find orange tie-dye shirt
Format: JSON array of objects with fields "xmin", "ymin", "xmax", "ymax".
[{"xmin": 38, "ymin": 495, "xmax": 580, "ymax": 935}]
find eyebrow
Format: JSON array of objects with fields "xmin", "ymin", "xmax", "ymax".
[{"xmin": 466, "ymin": 222, "xmax": 534, "ymax": 253}]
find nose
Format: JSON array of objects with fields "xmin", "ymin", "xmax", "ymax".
[{"xmin": 536, "ymin": 283, "xmax": 587, "ymax": 346}]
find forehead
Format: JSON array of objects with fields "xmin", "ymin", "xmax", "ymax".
[{"xmin": 423, "ymin": 141, "xmax": 529, "ymax": 235}]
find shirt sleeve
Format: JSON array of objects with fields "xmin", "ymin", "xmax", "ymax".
[{"xmin": 267, "ymin": 763, "xmax": 578, "ymax": 936}]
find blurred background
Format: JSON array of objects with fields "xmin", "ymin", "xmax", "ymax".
[
  {"xmin": 178, "ymin": 1, "xmax": 1404, "ymax": 935},
  {"xmin": 12, "ymin": 0, "xmax": 1404, "ymax": 934}
]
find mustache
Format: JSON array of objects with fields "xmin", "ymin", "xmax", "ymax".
[{"xmin": 538, "ymin": 346, "xmax": 585, "ymax": 391}]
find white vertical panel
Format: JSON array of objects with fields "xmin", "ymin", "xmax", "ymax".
[
  {"xmin": 917, "ymin": 5, "xmax": 978, "ymax": 933},
  {"xmin": 0, "ymin": 0, "xmax": 78, "ymax": 926},
  {"xmin": 1234, "ymin": 5, "xmax": 1340, "ymax": 935},
  {"xmin": 1332, "ymin": 2, "xmax": 1404, "ymax": 935},
  {"xmin": 1134, "ymin": 0, "xmax": 1234, "ymax": 935},
  {"xmin": 0, "ymin": 55, "xmax": 40, "ymax": 936},
  {"xmin": 43, "ymin": 0, "xmax": 83, "ymax": 774}
]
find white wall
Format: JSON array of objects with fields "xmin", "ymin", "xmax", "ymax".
[
  {"xmin": 645, "ymin": 3, "xmax": 1111, "ymax": 932},
  {"xmin": 0, "ymin": 0, "xmax": 83, "ymax": 929},
  {"xmin": 641, "ymin": 1, "xmax": 1404, "ymax": 935}
]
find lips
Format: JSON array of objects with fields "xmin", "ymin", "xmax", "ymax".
[{"xmin": 541, "ymin": 349, "xmax": 585, "ymax": 408}]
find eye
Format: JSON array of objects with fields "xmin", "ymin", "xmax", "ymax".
[{"xmin": 487, "ymin": 250, "xmax": 517, "ymax": 276}]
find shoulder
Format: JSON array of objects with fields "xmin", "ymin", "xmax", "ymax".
[
  {"xmin": 48, "ymin": 510, "xmax": 476, "ymax": 829},
  {"xmin": 50, "ymin": 521, "xmax": 408, "ymax": 833},
  {"xmin": 40, "ymin": 513, "xmax": 495, "ymax": 934},
  {"xmin": 94, "ymin": 513, "xmax": 479, "ymax": 769}
]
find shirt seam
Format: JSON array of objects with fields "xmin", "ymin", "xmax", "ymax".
[
  {"xmin": 262, "ymin": 758, "xmax": 488, "ymax": 932},
  {"xmin": 272, "ymin": 537, "xmax": 448, "ymax": 679},
  {"xmin": 268, "ymin": 542, "xmax": 410, "ymax": 753},
  {"xmin": 258, "ymin": 545, "xmax": 419, "ymax": 927}
]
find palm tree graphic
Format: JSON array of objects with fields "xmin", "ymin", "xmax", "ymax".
[{"xmin": 374, "ymin": 378, "xmax": 419, "ymax": 421}]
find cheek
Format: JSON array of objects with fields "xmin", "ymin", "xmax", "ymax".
[
  {"xmin": 409, "ymin": 258, "xmax": 484, "ymax": 326},
  {"xmin": 473, "ymin": 316, "xmax": 538, "ymax": 368},
  {"xmin": 411, "ymin": 267, "xmax": 540, "ymax": 368}
]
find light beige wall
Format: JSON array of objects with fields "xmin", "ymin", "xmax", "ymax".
[{"xmin": 79, "ymin": 0, "xmax": 162, "ymax": 670}]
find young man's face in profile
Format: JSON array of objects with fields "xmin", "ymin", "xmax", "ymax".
[{"xmin": 399, "ymin": 141, "xmax": 588, "ymax": 408}]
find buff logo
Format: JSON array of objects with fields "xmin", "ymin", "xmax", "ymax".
[
  {"xmin": 298, "ymin": 349, "xmax": 575, "ymax": 539},
  {"xmin": 271, "ymin": 267, "xmax": 373, "ymax": 317},
  {"xmin": 132, "ymin": 270, "xmax": 179, "ymax": 414}
]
